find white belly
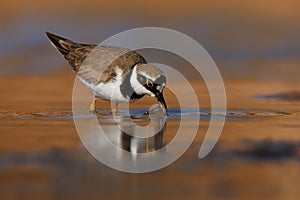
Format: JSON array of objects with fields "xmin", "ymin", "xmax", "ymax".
[
  {"xmin": 78, "ymin": 74, "xmax": 129, "ymax": 103},
  {"xmin": 95, "ymin": 81, "xmax": 129, "ymax": 102}
]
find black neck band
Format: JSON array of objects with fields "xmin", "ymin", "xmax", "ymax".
[{"xmin": 120, "ymin": 69, "xmax": 145, "ymax": 101}]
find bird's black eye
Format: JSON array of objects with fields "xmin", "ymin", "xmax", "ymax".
[{"xmin": 146, "ymin": 79, "xmax": 154, "ymax": 88}]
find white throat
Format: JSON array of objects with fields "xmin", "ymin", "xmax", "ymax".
[{"xmin": 130, "ymin": 66, "xmax": 155, "ymax": 97}]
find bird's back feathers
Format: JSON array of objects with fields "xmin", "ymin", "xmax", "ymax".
[{"xmin": 45, "ymin": 32, "xmax": 147, "ymax": 84}]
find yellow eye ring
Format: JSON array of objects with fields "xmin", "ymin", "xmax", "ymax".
[{"xmin": 146, "ymin": 79, "xmax": 154, "ymax": 88}]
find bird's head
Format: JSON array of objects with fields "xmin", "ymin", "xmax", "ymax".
[{"xmin": 130, "ymin": 64, "xmax": 167, "ymax": 111}]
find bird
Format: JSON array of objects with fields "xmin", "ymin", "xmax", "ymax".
[{"xmin": 45, "ymin": 32, "xmax": 167, "ymax": 114}]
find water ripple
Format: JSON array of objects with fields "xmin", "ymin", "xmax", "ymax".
[{"xmin": 0, "ymin": 109, "xmax": 290, "ymax": 121}]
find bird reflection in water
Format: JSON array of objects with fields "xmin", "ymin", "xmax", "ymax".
[
  {"xmin": 119, "ymin": 117, "xmax": 166, "ymax": 153},
  {"xmin": 76, "ymin": 105, "xmax": 168, "ymax": 172},
  {"xmin": 102, "ymin": 113, "xmax": 166, "ymax": 154}
]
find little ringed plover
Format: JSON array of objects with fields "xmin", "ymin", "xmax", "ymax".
[{"xmin": 45, "ymin": 32, "xmax": 167, "ymax": 114}]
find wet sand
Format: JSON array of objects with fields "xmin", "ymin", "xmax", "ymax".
[{"xmin": 0, "ymin": 72, "xmax": 300, "ymax": 199}]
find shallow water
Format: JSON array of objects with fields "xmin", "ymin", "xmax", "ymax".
[
  {"xmin": 0, "ymin": 71, "xmax": 300, "ymax": 199},
  {"xmin": 1, "ymin": 93, "xmax": 300, "ymax": 199}
]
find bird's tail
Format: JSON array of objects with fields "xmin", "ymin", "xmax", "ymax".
[
  {"xmin": 45, "ymin": 32, "xmax": 77, "ymax": 56},
  {"xmin": 45, "ymin": 32, "xmax": 96, "ymax": 72}
]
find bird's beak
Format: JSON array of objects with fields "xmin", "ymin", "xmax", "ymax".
[{"xmin": 155, "ymin": 92, "xmax": 168, "ymax": 112}]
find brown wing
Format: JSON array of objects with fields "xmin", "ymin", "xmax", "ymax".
[{"xmin": 46, "ymin": 32, "xmax": 146, "ymax": 85}]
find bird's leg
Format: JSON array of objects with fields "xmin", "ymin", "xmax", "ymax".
[
  {"xmin": 146, "ymin": 138, "xmax": 149, "ymax": 153},
  {"xmin": 112, "ymin": 102, "xmax": 119, "ymax": 115},
  {"xmin": 89, "ymin": 98, "xmax": 97, "ymax": 113}
]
